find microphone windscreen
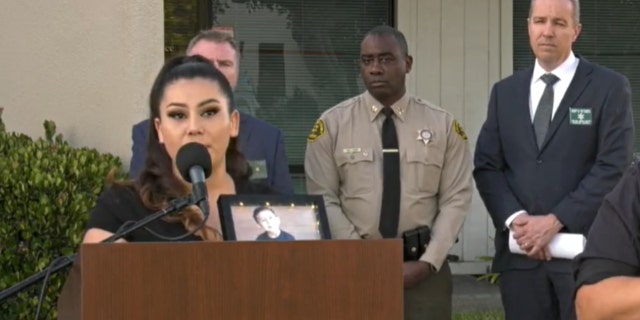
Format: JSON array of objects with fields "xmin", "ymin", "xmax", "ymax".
[{"xmin": 175, "ymin": 142, "xmax": 213, "ymax": 183}]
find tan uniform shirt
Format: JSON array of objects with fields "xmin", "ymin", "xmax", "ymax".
[{"xmin": 304, "ymin": 91, "xmax": 473, "ymax": 270}]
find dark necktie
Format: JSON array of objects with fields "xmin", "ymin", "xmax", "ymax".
[
  {"xmin": 533, "ymin": 73, "xmax": 560, "ymax": 149},
  {"xmin": 379, "ymin": 108, "xmax": 400, "ymax": 238}
]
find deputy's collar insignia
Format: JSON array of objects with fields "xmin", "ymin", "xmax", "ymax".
[
  {"xmin": 417, "ymin": 129, "xmax": 432, "ymax": 145},
  {"xmin": 372, "ymin": 105, "xmax": 404, "ymax": 115}
]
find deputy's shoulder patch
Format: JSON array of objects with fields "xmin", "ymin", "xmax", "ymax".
[
  {"xmin": 307, "ymin": 119, "xmax": 326, "ymax": 143},
  {"xmin": 453, "ymin": 120, "xmax": 468, "ymax": 141}
]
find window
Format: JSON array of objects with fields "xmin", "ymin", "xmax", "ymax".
[
  {"xmin": 164, "ymin": 0, "xmax": 211, "ymax": 59},
  {"xmin": 513, "ymin": 0, "xmax": 640, "ymax": 151},
  {"xmin": 208, "ymin": 1, "xmax": 393, "ymax": 181}
]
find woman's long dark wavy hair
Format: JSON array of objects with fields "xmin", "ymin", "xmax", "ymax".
[{"xmin": 135, "ymin": 54, "xmax": 251, "ymax": 240}]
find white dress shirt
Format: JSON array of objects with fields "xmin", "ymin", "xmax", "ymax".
[
  {"xmin": 505, "ymin": 52, "xmax": 580, "ymax": 229},
  {"xmin": 529, "ymin": 52, "xmax": 580, "ymax": 121}
]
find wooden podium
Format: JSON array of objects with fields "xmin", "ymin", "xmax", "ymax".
[{"xmin": 57, "ymin": 239, "xmax": 403, "ymax": 320}]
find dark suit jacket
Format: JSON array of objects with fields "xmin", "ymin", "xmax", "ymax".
[
  {"xmin": 474, "ymin": 58, "xmax": 635, "ymax": 273},
  {"xmin": 129, "ymin": 112, "xmax": 294, "ymax": 195}
]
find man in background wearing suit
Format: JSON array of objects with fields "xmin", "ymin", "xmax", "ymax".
[
  {"xmin": 129, "ymin": 30, "xmax": 294, "ymax": 194},
  {"xmin": 474, "ymin": 0, "xmax": 634, "ymax": 319}
]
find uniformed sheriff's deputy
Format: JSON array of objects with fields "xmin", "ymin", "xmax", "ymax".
[
  {"xmin": 304, "ymin": 25, "xmax": 473, "ymax": 320},
  {"xmin": 574, "ymin": 159, "xmax": 640, "ymax": 320}
]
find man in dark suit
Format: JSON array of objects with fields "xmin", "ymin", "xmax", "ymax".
[
  {"xmin": 129, "ymin": 30, "xmax": 293, "ymax": 194},
  {"xmin": 473, "ymin": 0, "xmax": 635, "ymax": 319}
]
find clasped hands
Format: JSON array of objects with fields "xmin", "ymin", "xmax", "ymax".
[{"xmin": 512, "ymin": 213, "xmax": 563, "ymax": 261}]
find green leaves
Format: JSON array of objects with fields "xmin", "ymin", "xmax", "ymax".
[
  {"xmin": 475, "ymin": 255, "xmax": 501, "ymax": 285},
  {"xmin": 0, "ymin": 114, "xmax": 124, "ymax": 319}
]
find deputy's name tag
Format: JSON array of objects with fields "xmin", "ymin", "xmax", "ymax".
[
  {"xmin": 569, "ymin": 108, "xmax": 592, "ymax": 125},
  {"xmin": 342, "ymin": 147, "xmax": 362, "ymax": 153}
]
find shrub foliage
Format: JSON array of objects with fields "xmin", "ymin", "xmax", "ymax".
[{"xmin": 0, "ymin": 109, "xmax": 124, "ymax": 319}]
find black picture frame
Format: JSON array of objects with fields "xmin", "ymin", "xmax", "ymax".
[{"xmin": 217, "ymin": 194, "xmax": 331, "ymax": 241}]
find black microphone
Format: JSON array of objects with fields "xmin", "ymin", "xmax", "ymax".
[{"xmin": 176, "ymin": 142, "xmax": 212, "ymax": 217}]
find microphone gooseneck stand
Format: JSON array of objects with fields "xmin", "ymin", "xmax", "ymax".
[{"xmin": 0, "ymin": 194, "xmax": 203, "ymax": 303}]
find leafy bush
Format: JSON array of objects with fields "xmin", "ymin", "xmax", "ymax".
[{"xmin": 0, "ymin": 109, "xmax": 124, "ymax": 319}]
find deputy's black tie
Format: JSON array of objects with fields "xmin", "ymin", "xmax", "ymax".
[
  {"xmin": 379, "ymin": 108, "xmax": 400, "ymax": 238},
  {"xmin": 533, "ymin": 73, "xmax": 560, "ymax": 149}
]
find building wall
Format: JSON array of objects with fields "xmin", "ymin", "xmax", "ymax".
[
  {"xmin": 0, "ymin": 1, "xmax": 164, "ymax": 164},
  {"xmin": 397, "ymin": 0, "xmax": 513, "ymax": 274},
  {"xmin": 0, "ymin": 0, "xmax": 513, "ymax": 274}
]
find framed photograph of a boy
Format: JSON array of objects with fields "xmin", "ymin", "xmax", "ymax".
[{"xmin": 217, "ymin": 195, "xmax": 331, "ymax": 241}]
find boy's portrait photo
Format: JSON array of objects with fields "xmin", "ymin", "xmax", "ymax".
[
  {"xmin": 252, "ymin": 206, "xmax": 295, "ymax": 241},
  {"xmin": 217, "ymin": 195, "xmax": 331, "ymax": 241}
]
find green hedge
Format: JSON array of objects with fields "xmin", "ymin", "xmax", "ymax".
[{"xmin": 0, "ymin": 110, "xmax": 124, "ymax": 319}]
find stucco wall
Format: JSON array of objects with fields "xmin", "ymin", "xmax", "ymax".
[
  {"xmin": 397, "ymin": 0, "xmax": 513, "ymax": 273},
  {"xmin": 0, "ymin": 1, "xmax": 164, "ymax": 167}
]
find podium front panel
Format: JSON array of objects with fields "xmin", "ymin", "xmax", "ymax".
[{"xmin": 80, "ymin": 240, "xmax": 402, "ymax": 319}]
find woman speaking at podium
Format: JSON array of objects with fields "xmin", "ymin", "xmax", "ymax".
[
  {"xmin": 57, "ymin": 55, "xmax": 274, "ymax": 319},
  {"xmin": 83, "ymin": 54, "xmax": 272, "ymax": 243}
]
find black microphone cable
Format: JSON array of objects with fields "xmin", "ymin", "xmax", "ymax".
[
  {"xmin": 142, "ymin": 197, "xmax": 210, "ymax": 241},
  {"xmin": 33, "ymin": 255, "xmax": 74, "ymax": 320}
]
